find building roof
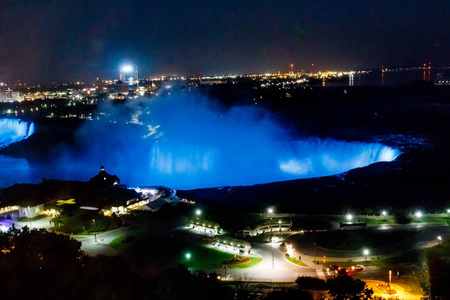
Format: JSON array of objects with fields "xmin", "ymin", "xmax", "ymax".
[{"xmin": 89, "ymin": 166, "xmax": 120, "ymax": 187}]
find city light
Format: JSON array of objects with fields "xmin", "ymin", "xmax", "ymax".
[
  {"xmin": 415, "ymin": 211, "xmax": 423, "ymax": 218},
  {"xmin": 195, "ymin": 209, "xmax": 202, "ymax": 216},
  {"xmin": 346, "ymin": 213, "xmax": 353, "ymax": 221},
  {"xmin": 267, "ymin": 208, "xmax": 274, "ymax": 214},
  {"xmin": 382, "ymin": 210, "xmax": 387, "ymax": 217}
]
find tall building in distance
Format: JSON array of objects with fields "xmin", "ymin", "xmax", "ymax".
[{"xmin": 119, "ymin": 65, "xmax": 139, "ymax": 91}]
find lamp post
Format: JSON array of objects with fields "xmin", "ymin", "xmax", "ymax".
[
  {"xmin": 195, "ymin": 209, "xmax": 202, "ymax": 217},
  {"xmin": 363, "ymin": 249, "xmax": 369, "ymax": 262},
  {"xmin": 415, "ymin": 211, "xmax": 423, "ymax": 219},
  {"xmin": 346, "ymin": 213, "xmax": 353, "ymax": 222},
  {"xmin": 267, "ymin": 208, "xmax": 274, "ymax": 219},
  {"xmin": 437, "ymin": 236, "xmax": 442, "ymax": 246},
  {"xmin": 92, "ymin": 219, "xmax": 97, "ymax": 243},
  {"xmin": 389, "ymin": 270, "xmax": 392, "ymax": 290},
  {"xmin": 382, "ymin": 210, "xmax": 387, "ymax": 219},
  {"xmin": 186, "ymin": 252, "xmax": 191, "ymax": 267},
  {"xmin": 313, "ymin": 243, "xmax": 316, "ymax": 265}
]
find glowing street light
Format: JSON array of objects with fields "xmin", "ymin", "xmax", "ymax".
[
  {"xmin": 363, "ymin": 249, "xmax": 369, "ymax": 262},
  {"xmin": 437, "ymin": 236, "xmax": 442, "ymax": 246},
  {"xmin": 346, "ymin": 213, "xmax": 353, "ymax": 222},
  {"xmin": 389, "ymin": 270, "xmax": 392, "ymax": 289},
  {"xmin": 415, "ymin": 211, "xmax": 423, "ymax": 219},
  {"xmin": 267, "ymin": 208, "xmax": 274, "ymax": 215},
  {"xmin": 195, "ymin": 209, "xmax": 202, "ymax": 216},
  {"xmin": 92, "ymin": 219, "xmax": 97, "ymax": 243},
  {"xmin": 186, "ymin": 252, "xmax": 191, "ymax": 266},
  {"xmin": 382, "ymin": 210, "xmax": 387, "ymax": 218}
]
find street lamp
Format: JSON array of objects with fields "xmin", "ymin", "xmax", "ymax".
[
  {"xmin": 313, "ymin": 242, "xmax": 316, "ymax": 264},
  {"xmin": 382, "ymin": 210, "xmax": 387, "ymax": 218},
  {"xmin": 437, "ymin": 236, "xmax": 442, "ymax": 246},
  {"xmin": 346, "ymin": 213, "xmax": 353, "ymax": 222},
  {"xmin": 363, "ymin": 249, "xmax": 369, "ymax": 262},
  {"xmin": 92, "ymin": 219, "xmax": 97, "ymax": 243},
  {"xmin": 195, "ymin": 209, "xmax": 202, "ymax": 216},
  {"xmin": 415, "ymin": 211, "xmax": 423, "ymax": 219},
  {"xmin": 186, "ymin": 252, "xmax": 191, "ymax": 266},
  {"xmin": 389, "ymin": 270, "xmax": 392, "ymax": 290}
]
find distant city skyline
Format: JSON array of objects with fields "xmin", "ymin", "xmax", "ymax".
[{"xmin": 0, "ymin": 0, "xmax": 449, "ymax": 83}]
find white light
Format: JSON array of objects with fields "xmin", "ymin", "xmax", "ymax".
[
  {"xmin": 195, "ymin": 209, "xmax": 201, "ymax": 216},
  {"xmin": 346, "ymin": 214, "xmax": 353, "ymax": 221},
  {"xmin": 382, "ymin": 211, "xmax": 387, "ymax": 216},
  {"xmin": 268, "ymin": 208, "xmax": 273, "ymax": 214},
  {"xmin": 415, "ymin": 211, "xmax": 423, "ymax": 218},
  {"xmin": 122, "ymin": 65, "xmax": 133, "ymax": 73},
  {"xmin": 363, "ymin": 249, "xmax": 369, "ymax": 255},
  {"xmin": 438, "ymin": 236, "xmax": 442, "ymax": 241}
]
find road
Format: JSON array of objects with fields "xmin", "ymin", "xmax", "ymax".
[
  {"xmin": 2, "ymin": 214, "xmax": 445, "ymax": 296},
  {"xmin": 199, "ymin": 242, "xmax": 323, "ymax": 282},
  {"xmin": 285, "ymin": 224, "xmax": 450, "ymax": 262}
]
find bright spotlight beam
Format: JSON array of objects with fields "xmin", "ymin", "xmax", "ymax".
[{"xmin": 122, "ymin": 65, "xmax": 133, "ymax": 73}]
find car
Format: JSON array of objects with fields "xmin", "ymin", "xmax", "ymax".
[
  {"xmin": 329, "ymin": 265, "xmax": 340, "ymax": 271},
  {"xmin": 352, "ymin": 265, "xmax": 364, "ymax": 270},
  {"xmin": 337, "ymin": 267, "xmax": 348, "ymax": 275}
]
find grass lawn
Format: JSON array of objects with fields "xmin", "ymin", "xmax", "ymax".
[
  {"xmin": 176, "ymin": 245, "xmax": 262, "ymax": 269},
  {"xmin": 360, "ymin": 217, "xmax": 395, "ymax": 226},
  {"xmin": 288, "ymin": 228, "xmax": 420, "ymax": 253},
  {"xmin": 110, "ymin": 235, "xmax": 136, "ymax": 250},
  {"xmin": 287, "ymin": 257, "xmax": 308, "ymax": 267},
  {"xmin": 305, "ymin": 229, "xmax": 418, "ymax": 251},
  {"xmin": 18, "ymin": 214, "xmax": 47, "ymax": 222},
  {"xmin": 232, "ymin": 257, "xmax": 263, "ymax": 269},
  {"xmin": 424, "ymin": 239, "xmax": 450, "ymax": 258},
  {"xmin": 121, "ymin": 230, "xmax": 262, "ymax": 270}
]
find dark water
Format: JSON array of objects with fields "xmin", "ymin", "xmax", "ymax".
[{"xmin": 325, "ymin": 69, "xmax": 449, "ymax": 87}]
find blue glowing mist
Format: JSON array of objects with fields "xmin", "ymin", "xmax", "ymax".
[
  {"xmin": 67, "ymin": 91, "xmax": 400, "ymax": 189},
  {"xmin": 0, "ymin": 94, "xmax": 400, "ymax": 189},
  {"xmin": 0, "ymin": 118, "xmax": 35, "ymax": 148}
]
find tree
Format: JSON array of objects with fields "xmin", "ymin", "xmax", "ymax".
[
  {"xmin": 296, "ymin": 276, "xmax": 327, "ymax": 290},
  {"xmin": 0, "ymin": 227, "xmax": 86, "ymax": 299},
  {"xmin": 265, "ymin": 289, "xmax": 313, "ymax": 300},
  {"xmin": 327, "ymin": 275, "xmax": 373, "ymax": 300}
]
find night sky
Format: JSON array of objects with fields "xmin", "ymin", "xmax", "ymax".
[{"xmin": 0, "ymin": 0, "xmax": 448, "ymax": 83}]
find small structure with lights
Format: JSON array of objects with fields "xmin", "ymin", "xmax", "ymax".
[
  {"xmin": 190, "ymin": 218, "xmax": 221, "ymax": 234},
  {"xmin": 240, "ymin": 218, "xmax": 293, "ymax": 237},
  {"xmin": 214, "ymin": 236, "xmax": 251, "ymax": 254}
]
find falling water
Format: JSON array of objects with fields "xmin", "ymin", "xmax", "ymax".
[{"xmin": 0, "ymin": 118, "xmax": 35, "ymax": 148}]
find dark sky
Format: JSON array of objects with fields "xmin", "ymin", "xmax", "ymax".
[{"xmin": 0, "ymin": 0, "xmax": 448, "ymax": 83}]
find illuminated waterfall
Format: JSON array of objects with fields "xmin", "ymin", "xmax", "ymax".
[
  {"xmin": 0, "ymin": 99, "xmax": 401, "ymax": 190},
  {"xmin": 147, "ymin": 139, "xmax": 400, "ymax": 188},
  {"xmin": 0, "ymin": 118, "xmax": 35, "ymax": 148}
]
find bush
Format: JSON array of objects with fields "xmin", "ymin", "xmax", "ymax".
[{"xmin": 295, "ymin": 276, "xmax": 327, "ymax": 290}]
